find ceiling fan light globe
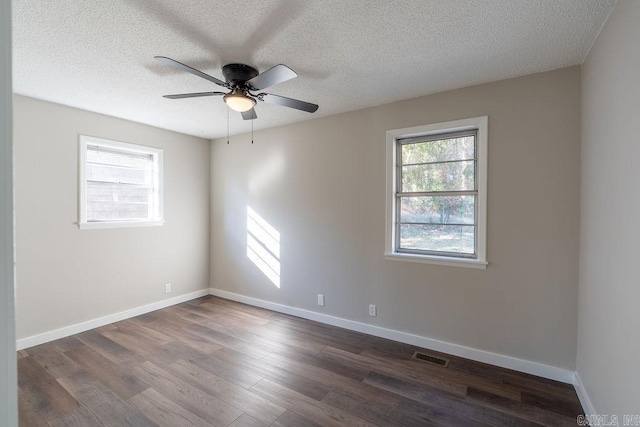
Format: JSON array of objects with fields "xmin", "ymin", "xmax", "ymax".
[{"xmin": 224, "ymin": 93, "xmax": 256, "ymax": 112}]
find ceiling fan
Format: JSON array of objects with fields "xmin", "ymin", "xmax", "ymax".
[{"xmin": 155, "ymin": 56, "xmax": 318, "ymax": 120}]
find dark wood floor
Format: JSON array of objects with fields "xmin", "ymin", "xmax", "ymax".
[{"xmin": 18, "ymin": 295, "xmax": 583, "ymax": 426}]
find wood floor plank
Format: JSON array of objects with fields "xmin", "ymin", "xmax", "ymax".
[
  {"xmin": 183, "ymin": 315, "xmax": 278, "ymax": 347},
  {"xmin": 292, "ymin": 349, "xmax": 370, "ymax": 382},
  {"xmin": 25, "ymin": 342, "xmax": 80, "ymax": 379},
  {"xmin": 206, "ymin": 297, "xmax": 279, "ymax": 320},
  {"xmin": 18, "ymin": 389, "xmax": 51, "ymax": 427},
  {"xmin": 76, "ymin": 329, "xmax": 145, "ymax": 369},
  {"xmin": 131, "ymin": 311, "xmax": 163, "ymax": 324},
  {"xmin": 269, "ymin": 314, "xmax": 378, "ymax": 346},
  {"xmin": 48, "ymin": 405, "xmax": 108, "ymax": 427},
  {"xmin": 100, "ymin": 328, "xmax": 178, "ymax": 367},
  {"xmin": 132, "ymin": 361, "xmax": 244, "ymax": 426},
  {"xmin": 212, "ymin": 347, "xmax": 331, "ymax": 401},
  {"xmin": 154, "ymin": 304, "xmax": 197, "ymax": 320},
  {"xmin": 57, "ymin": 370, "xmax": 156, "ymax": 427},
  {"xmin": 264, "ymin": 351, "xmax": 401, "ymax": 410},
  {"xmin": 144, "ymin": 318, "xmax": 223, "ymax": 355},
  {"xmin": 51, "ymin": 336, "xmax": 85, "ymax": 352},
  {"xmin": 64, "ymin": 345, "xmax": 149, "ymax": 399},
  {"xmin": 167, "ymin": 359, "xmax": 285, "ymax": 424},
  {"xmin": 188, "ymin": 349, "xmax": 264, "ymax": 389},
  {"xmin": 190, "ymin": 315, "xmax": 325, "ymax": 357},
  {"xmin": 179, "ymin": 309, "xmax": 238, "ymax": 327},
  {"xmin": 271, "ymin": 410, "xmax": 322, "ymax": 427},
  {"xmin": 320, "ymin": 346, "xmax": 468, "ymax": 398},
  {"xmin": 178, "ymin": 304, "xmax": 247, "ymax": 328},
  {"xmin": 466, "ymin": 387, "xmax": 578, "ymax": 427},
  {"xmin": 392, "ymin": 397, "xmax": 494, "ymax": 427},
  {"xmin": 128, "ymin": 387, "xmax": 213, "ymax": 427},
  {"xmin": 246, "ymin": 322, "xmax": 329, "ymax": 355},
  {"xmin": 228, "ymin": 413, "xmax": 268, "ymax": 427},
  {"xmin": 17, "ymin": 357, "xmax": 79, "ymax": 422},
  {"xmin": 249, "ymin": 379, "xmax": 377, "ymax": 427},
  {"xmin": 113, "ymin": 320, "xmax": 175, "ymax": 347},
  {"xmin": 184, "ymin": 322, "xmax": 272, "ymax": 358},
  {"xmin": 364, "ymin": 339, "xmax": 525, "ymax": 387},
  {"xmin": 521, "ymin": 390, "xmax": 583, "ymax": 418},
  {"xmin": 360, "ymin": 347, "xmax": 522, "ymax": 401},
  {"xmin": 156, "ymin": 340, "xmax": 214, "ymax": 365},
  {"xmin": 321, "ymin": 391, "xmax": 408, "ymax": 427},
  {"xmin": 265, "ymin": 318, "xmax": 371, "ymax": 354},
  {"xmin": 199, "ymin": 301, "xmax": 271, "ymax": 326},
  {"xmin": 503, "ymin": 375, "xmax": 582, "ymax": 404},
  {"xmin": 365, "ymin": 371, "xmax": 541, "ymax": 427}
]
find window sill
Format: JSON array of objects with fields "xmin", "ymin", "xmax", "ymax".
[
  {"xmin": 384, "ymin": 252, "xmax": 488, "ymax": 269},
  {"xmin": 78, "ymin": 220, "xmax": 164, "ymax": 230}
]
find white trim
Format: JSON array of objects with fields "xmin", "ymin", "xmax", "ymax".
[
  {"xmin": 384, "ymin": 253, "xmax": 487, "ymax": 269},
  {"xmin": 385, "ymin": 116, "xmax": 488, "ymax": 267},
  {"xmin": 208, "ymin": 288, "xmax": 574, "ymax": 384},
  {"xmin": 78, "ymin": 220, "xmax": 165, "ymax": 230},
  {"xmin": 14, "ymin": 283, "xmax": 577, "ymax": 384},
  {"xmin": 0, "ymin": 0, "xmax": 17, "ymax": 422},
  {"xmin": 78, "ymin": 135, "xmax": 164, "ymax": 229},
  {"xmin": 16, "ymin": 289, "xmax": 209, "ymax": 350},
  {"xmin": 574, "ymin": 372, "xmax": 596, "ymax": 417}
]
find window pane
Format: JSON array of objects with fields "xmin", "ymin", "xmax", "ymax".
[
  {"xmin": 402, "ymin": 160, "xmax": 474, "ymax": 192},
  {"xmin": 87, "ymin": 148, "xmax": 151, "ymax": 168},
  {"xmin": 400, "ymin": 224, "xmax": 474, "ymax": 254},
  {"xmin": 400, "ymin": 195, "xmax": 474, "ymax": 225},
  {"xmin": 86, "ymin": 163, "xmax": 150, "ymax": 185},
  {"xmin": 401, "ymin": 136, "xmax": 474, "ymax": 164},
  {"xmin": 86, "ymin": 182, "xmax": 150, "ymax": 221}
]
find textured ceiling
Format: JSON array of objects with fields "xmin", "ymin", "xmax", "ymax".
[{"xmin": 13, "ymin": 0, "xmax": 615, "ymax": 139}]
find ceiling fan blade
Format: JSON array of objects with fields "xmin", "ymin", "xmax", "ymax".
[
  {"xmin": 241, "ymin": 108, "xmax": 257, "ymax": 120},
  {"xmin": 247, "ymin": 64, "xmax": 297, "ymax": 90},
  {"xmin": 163, "ymin": 92, "xmax": 225, "ymax": 99},
  {"xmin": 155, "ymin": 56, "xmax": 227, "ymax": 87},
  {"xmin": 259, "ymin": 93, "xmax": 318, "ymax": 113}
]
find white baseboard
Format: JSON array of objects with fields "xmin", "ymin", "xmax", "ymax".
[
  {"xmin": 574, "ymin": 372, "xmax": 596, "ymax": 416},
  {"xmin": 208, "ymin": 288, "xmax": 575, "ymax": 384},
  {"xmin": 15, "ymin": 286, "xmax": 577, "ymax": 386},
  {"xmin": 16, "ymin": 289, "xmax": 210, "ymax": 350}
]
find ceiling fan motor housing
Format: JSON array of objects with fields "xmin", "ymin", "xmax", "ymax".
[
  {"xmin": 156, "ymin": 56, "xmax": 319, "ymax": 118},
  {"xmin": 222, "ymin": 63, "xmax": 259, "ymax": 87}
]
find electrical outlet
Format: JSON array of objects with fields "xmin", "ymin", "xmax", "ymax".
[
  {"xmin": 317, "ymin": 294, "xmax": 325, "ymax": 306},
  {"xmin": 165, "ymin": 283, "xmax": 171, "ymax": 293},
  {"xmin": 369, "ymin": 304, "xmax": 377, "ymax": 317}
]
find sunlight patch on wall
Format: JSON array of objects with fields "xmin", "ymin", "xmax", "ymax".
[{"xmin": 246, "ymin": 206, "xmax": 281, "ymax": 288}]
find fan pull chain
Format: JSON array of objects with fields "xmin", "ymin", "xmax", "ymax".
[
  {"xmin": 251, "ymin": 119, "xmax": 254, "ymax": 144},
  {"xmin": 226, "ymin": 107, "xmax": 229, "ymax": 144}
]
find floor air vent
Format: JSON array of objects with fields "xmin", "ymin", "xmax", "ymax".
[{"xmin": 412, "ymin": 351, "xmax": 450, "ymax": 367}]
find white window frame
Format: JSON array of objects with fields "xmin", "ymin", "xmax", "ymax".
[
  {"xmin": 78, "ymin": 135, "xmax": 164, "ymax": 230},
  {"xmin": 385, "ymin": 116, "xmax": 488, "ymax": 269}
]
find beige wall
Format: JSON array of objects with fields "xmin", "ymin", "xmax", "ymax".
[
  {"xmin": 14, "ymin": 95, "xmax": 210, "ymax": 340},
  {"xmin": 578, "ymin": 0, "xmax": 640, "ymax": 415},
  {"xmin": 211, "ymin": 66, "xmax": 581, "ymax": 370}
]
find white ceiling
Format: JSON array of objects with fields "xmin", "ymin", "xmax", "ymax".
[{"xmin": 13, "ymin": 0, "xmax": 615, "ymax": 139}]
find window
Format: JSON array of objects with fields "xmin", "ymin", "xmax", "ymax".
[
  {"xmin": 78, "ymin": 135, "xmax": 163, "ymax": 229},
  {"xmin": 386, "ymin": 117, "xmax": 487, "ymax": 268}
]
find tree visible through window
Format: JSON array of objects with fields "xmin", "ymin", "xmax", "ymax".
[{"xmin": 397, "ymin": 131, "xmax": 478, "ymax": 257}]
